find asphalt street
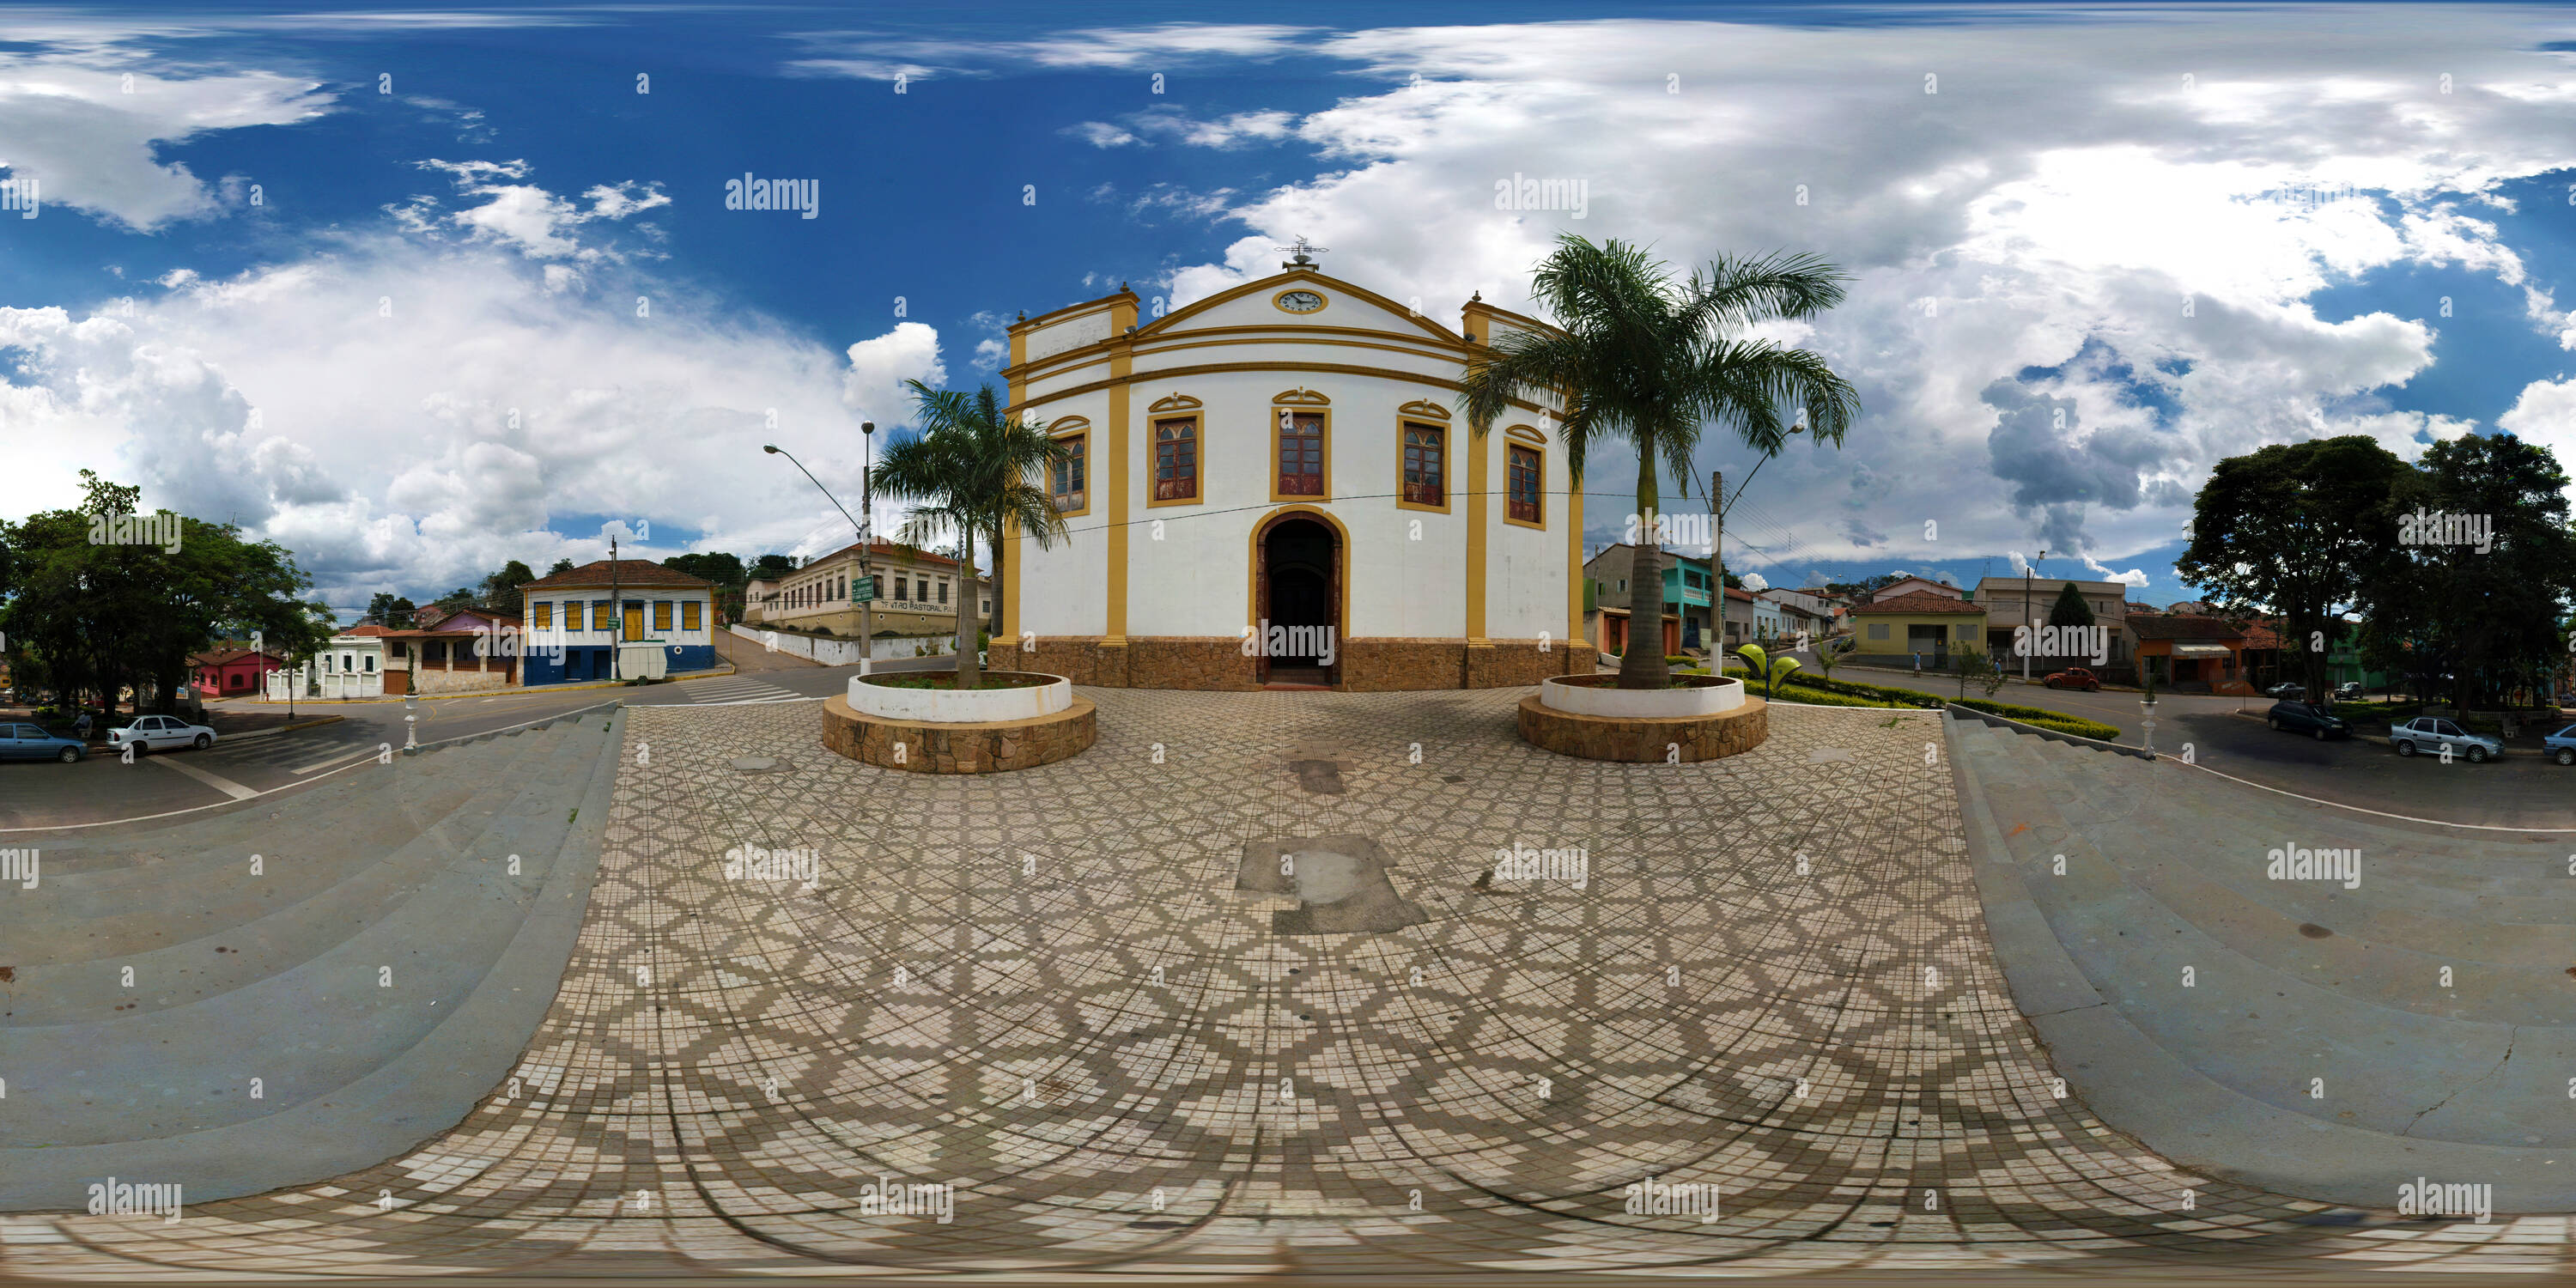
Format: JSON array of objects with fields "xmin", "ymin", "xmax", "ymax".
[
  {"xmin": 1816, "ymin": 655, "xmax": 2576, "ymax": 828},
  {"xmin": 0, "ymin": 630, "xmax": 956, "ymax": 830}
]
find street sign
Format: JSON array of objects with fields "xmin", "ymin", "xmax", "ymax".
[{"xmin": 854, "ymin": 580, "xmax": 877, "ymax": 604}]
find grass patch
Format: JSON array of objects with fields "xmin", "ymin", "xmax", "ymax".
[{"xmin": 860, "ymin": 671, "xmax": 1050, "ymax": 691}]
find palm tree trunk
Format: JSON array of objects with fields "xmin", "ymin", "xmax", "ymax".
[
  {"xmin": 953, "ymin": 531, "xmax": 981, "ymax": 690},
  {"xmin": 1620, "ymin": 448, "xmax": 1669, "ymax": 690},
  {"xmin": 987, "ymin": 519, "xmax": 1005, "ymax": 641}
]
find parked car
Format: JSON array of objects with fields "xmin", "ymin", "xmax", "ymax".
[
  {"xmin": 2332, "ymin": 682, "xmax": 2364, "ymax": 701},
  {"xmin": 2544, "ymin": 724, "xmax": 2576, "ymax": 766},
  {"xmin": 2266, "ymin": 701, "xmax": 2349, "ymax": 740},
  {"xmin": 2263, "ymin": 681, "xmax": 2306, "ymax": 700},
  {"xmin": 0, "ymin": 722, "xmax": 85, "ymax": 762},
  {"xmin": 2389, "ymin": 716, "xmax": 2501, "ymax": 762},
  {"xmin": 2042, "ymin": 667, "xmax": 2101, "ymax": 691},
  {"xmin": 106, "ymin": 714, "xmax": 217, "ymax": 754}
]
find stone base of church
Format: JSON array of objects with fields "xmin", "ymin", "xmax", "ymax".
[{"xmin": 1001, "ymin": 636, "xmax": 1599, "ymax": 691}]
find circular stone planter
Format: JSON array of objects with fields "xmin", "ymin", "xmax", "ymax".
[
  {"xmin": 1521, "ymin": 674, "xmax": 1767, "ymax": 762},
  {"xmin": 823, "ymin": 671, "xmax": 1094, "ymax": 774}
]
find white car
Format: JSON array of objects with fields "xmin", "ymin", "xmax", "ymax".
[{"xmin": 107, "ymin": 714, "xmax": 218, "ymax": 754}]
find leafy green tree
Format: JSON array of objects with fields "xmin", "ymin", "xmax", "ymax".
[
  {"xmin": 875, "ymin": 380, "xmax": 1072, "ymax": 688},
  {"xmin": 2356, "ymin": 433, "xmax": 2576, "ymax": 708},
  {"xmin": 0, "ymin": 471, "xmax": 331, "ymax": 718},
  {"xmin": 364, "ymin": 592, "xmax": 399, "ymax": 625},
  {"xmin": 478, "ymin": 560, "xmax": 537, "ymax": 610},
  {"xmin": 387, "ymin": 597, "xmax": 417, "ymax": 629},
  {"xmin": 1461, "ymin": 234, "xmax": 1859, "ymax": 690},
  {"xmin": 2176, "ymin": 435, "xmax": 2409, "ymax": 699},
  {"xmin": 2046, "ymin": 581, "xmax": 2093, "ymax": 629},
  {"xmin": 746, "ymin": 553, "xmax": 798, "ymax": 581},
  {"xmin": 547, "ymin": 557, "xmax": 576, "ymax": 576}
]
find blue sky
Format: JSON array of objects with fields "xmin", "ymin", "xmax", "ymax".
[{"xmin": 6, "ymin": 3, "xmax": 2576, "ymax": 612}]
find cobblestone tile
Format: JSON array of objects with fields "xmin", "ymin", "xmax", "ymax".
[{"xmin": 7, "ymin": 692, "xmax": 2567, "ymax": 1279}]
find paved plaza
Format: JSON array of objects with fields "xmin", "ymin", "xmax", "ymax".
[{"xmin": 3, "ymin": 690, "xmax": 2566, "ymax": 1279}]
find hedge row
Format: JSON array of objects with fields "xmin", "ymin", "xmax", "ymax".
[{"xmin": 1723, "ymin": 666, "xmax": 2123, "ymax": 740}]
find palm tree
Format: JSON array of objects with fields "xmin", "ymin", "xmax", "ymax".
[
  {"xmin": 872, "ymin": 380, "xmax": 1071, "ymax": 689},
  {"xmin": 1461, "ymin": 234, "xmax": 1861, "ymax": 690}
]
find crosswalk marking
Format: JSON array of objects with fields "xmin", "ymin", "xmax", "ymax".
[
  {"xmin": 151, "ymin": 756, "xmax": 258, "ymax": 800},
  {"xmin": 682, "ymin": 675, "xmax": 814, "ymax": 706}
]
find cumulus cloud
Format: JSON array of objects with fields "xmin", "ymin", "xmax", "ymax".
[
  {"xmin": 0, "ymin": 208, "xmax": 947, "ymax": 608},
  {"xmin": 0, "ymin": 48, "xmax": 331, "ymax": 229},
  {"xmin": 1738, "ymin": 571, "xmax": 1769, "ymax": 592},
  {"xmin": 1084, "ymin": 10, "xmax": 2576, "ymax": 574},
  {"xmin": 398, "ymin": 160, "xmax": 669, "ymax": 263}
]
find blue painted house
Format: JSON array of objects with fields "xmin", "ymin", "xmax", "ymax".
[{"xmin": 517, "ymin": 559, "xmax": 718, "ymax": 687}]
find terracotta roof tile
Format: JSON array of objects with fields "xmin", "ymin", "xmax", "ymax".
[
  {"xmin": 519, "ymin": 559, "xmax": 715, "ymax": 592},
  {"xmin": 1850, "ymin": 591, "xmax": 1988, "ymax": 617}
]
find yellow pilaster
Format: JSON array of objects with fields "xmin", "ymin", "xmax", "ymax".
[
  {"xmin": 1105, "ymin": 295, "xmax": 1139, "ymax": 643},
  {"xmin": 1566, "ymin": 464, "xmax": 1583, "ymax": 649},
  {"xmin": 1466, "ymin": 423, "xmax": 1489, "ymax": 642},
  {"xmin": 1005, "ymin": 327, "xmax": 1027, "ymax": 639}
]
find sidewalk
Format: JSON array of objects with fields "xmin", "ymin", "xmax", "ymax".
[{"xmin": 209, "ymin": 664, "xmax": 737, "ymax": 707}]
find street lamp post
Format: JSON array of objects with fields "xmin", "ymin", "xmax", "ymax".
[
  {"xmin": 2022, "ymin": 548, "xmax": 2046, "ymax": 682},
  {"xmin": 766, "ymin": 429, "xmax": 875, "ymax": 677}
]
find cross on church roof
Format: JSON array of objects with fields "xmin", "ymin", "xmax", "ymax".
[{"xmin": 1276, "ymin": 235, "xmax": 1327, "ymax": 269}]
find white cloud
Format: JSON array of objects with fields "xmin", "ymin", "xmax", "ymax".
[
  {"xmin": 0, "ymin": 209, "xmax": 948, "ymax": 607},
  {"xmin": 1738, "ymin": 571, "xmax": 1769, "ymax": 592},
  {"xmin": 0, "ymin": 50, "xmax": 331, "ymax": 229},
  {"xmin": 402, "ymin": 161, "xmax": 669, "ymax": 261},
  {"xmin": 1108, "ymin": 10, "xmax": 2576, "ymax": 575},
  {"xmin": 2499, "ymin": 378, "xmax": 2576, "ymax": 501}
]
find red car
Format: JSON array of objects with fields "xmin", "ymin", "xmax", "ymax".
[{"xmin": 2042, "ymin": 667, "xmax": 2101, "ymax": 691}]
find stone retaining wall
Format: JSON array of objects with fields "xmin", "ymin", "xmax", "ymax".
[
  {"xmin": 819, "ymin": 693, "xmax": 1096, "ymax": 774},
  {"xmin": 1005, "ymin": 635, "xmax": 1599, "ymax": 691},
  {"xmin": 1516, "ymin": 693, "xmax": 1768, "ymax": 762}
]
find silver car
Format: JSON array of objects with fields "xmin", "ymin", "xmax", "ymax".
[{"xmin": 2389, "ymin": 716, "xmax": 2500, "ymax": 762}]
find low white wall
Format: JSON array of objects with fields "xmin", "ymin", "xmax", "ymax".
[
  {"xmin": 847, "ymin": 674, "xmax": 1072, "ymax": 723},
  {"xmin": 730, "ymin": 623, "xmax": 963, "ymax": 665}
]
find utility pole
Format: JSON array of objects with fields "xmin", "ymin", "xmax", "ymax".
[
  {"xmin": 860, "ymin": 422, "xmax": 875, "ymax": 677},
  {"xmin": 610, "ymin": 536, "xmax": 622, "ymax": 681},
  {"xmin": 2021, "ymin": 548, "xmax": 2046, "ymax": 682},
  {"xmin": 1711, "ymin": 469, "xmax": 1724, "ymax": 664}
]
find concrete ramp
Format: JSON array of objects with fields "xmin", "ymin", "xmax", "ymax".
[
  {"xmin": 0, "ymin": 708, "xmax": 622, "ymax": 1210},
  {"xmin": 1947, "ymin": 712, "xmax": 2576, "ymax": 1212}
]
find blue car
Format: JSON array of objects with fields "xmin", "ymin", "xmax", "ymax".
[
  {"xmin": 2545, "ymin": 724, "xmax": 2576, "ymax": 767},
  {"xmin": 0, "ymin": 721, "xmax": 86, "ymax": 762}
]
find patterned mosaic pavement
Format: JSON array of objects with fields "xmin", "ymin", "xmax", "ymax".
[{"xmin": 3, "ymin": 690, "xmax": 2569, "ymax": 1280}]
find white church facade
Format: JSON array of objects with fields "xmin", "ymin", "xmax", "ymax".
[{"xmin": 1000, "ymin": 251, "xmax": 1595, "ymax": 690}]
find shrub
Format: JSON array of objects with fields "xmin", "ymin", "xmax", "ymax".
[{"xmin": 1952, "ymin": 697, "xmax": 2120, "ymax": 740}]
